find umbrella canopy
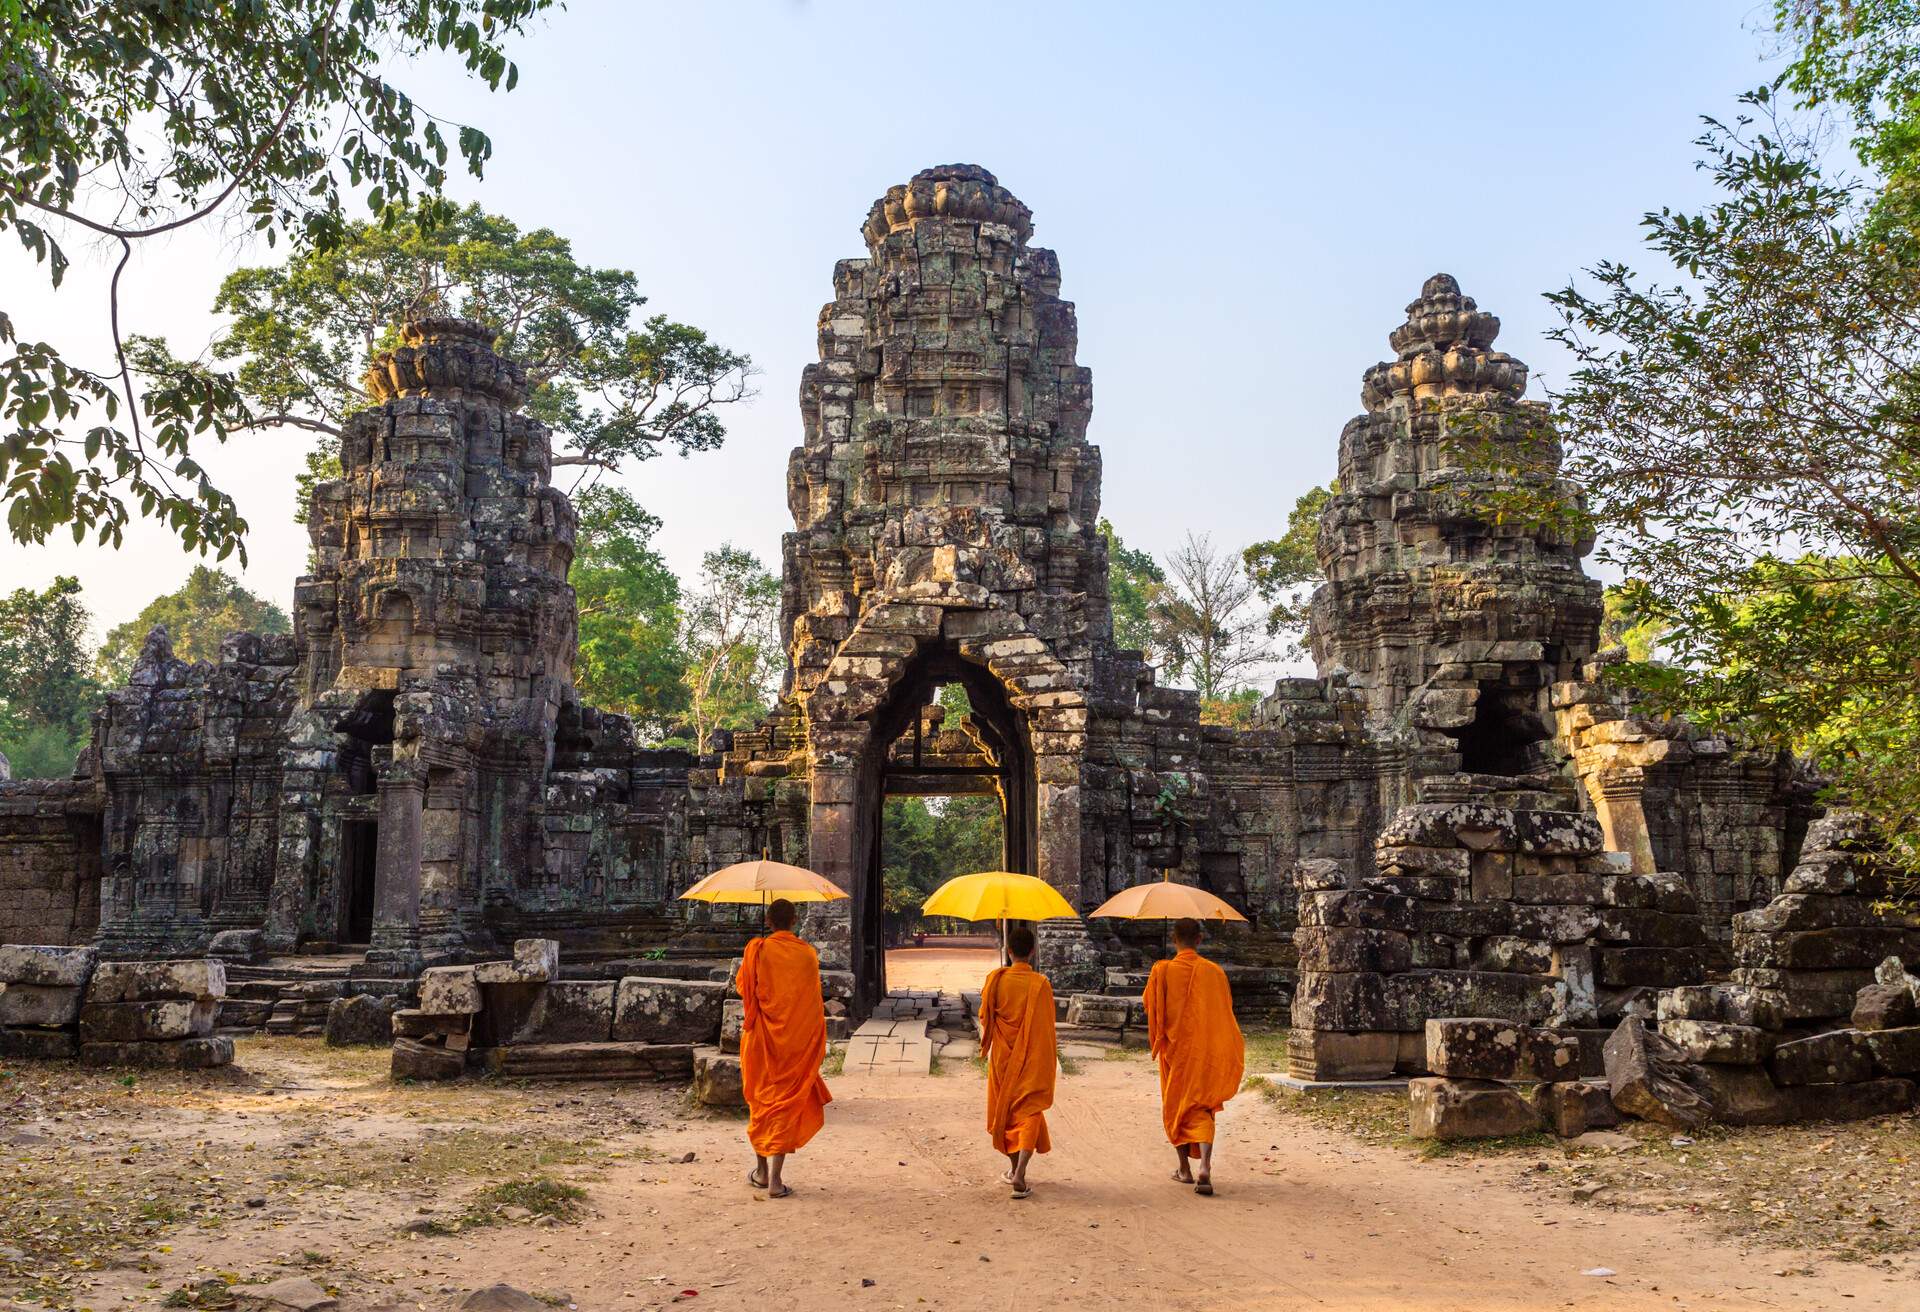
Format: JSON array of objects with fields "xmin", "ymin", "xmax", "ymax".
[
  {"xmin": 679, "ymin": 858, "xmax": 849, "ymax": 905},
  {"xmin": 921, "ymin": 870, "xmax": 1079, "ymax": 922},
  {"xmin": 1087, "ymin": 871, "xmax": 1247, "ymax": 922}
]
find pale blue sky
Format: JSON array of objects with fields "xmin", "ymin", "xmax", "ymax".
[{"xmin": 6, "ymin": 0, "xmax": 1780, "ymax": 648}]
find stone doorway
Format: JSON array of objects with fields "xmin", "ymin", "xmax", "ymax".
[
  {"xmin": 340, "ymin": 820, "xmax": 379, "ymax": 945},
  {"xmin": 847, "ymin": 646, "xmax": 1035, "ymax": 1011}
]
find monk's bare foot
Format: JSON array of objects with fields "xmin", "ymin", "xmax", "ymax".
[
  {"xmin": 1172, "ymin": 1168, "xmax": 1195, "ymax": 1184},
  {"xmin": 768, "ymin": 1184, "xmax": 794, "ymax": 1199},
  {"xmin": 748, "ymin": 1170, "xmax": 767, "ymax": 1190}
]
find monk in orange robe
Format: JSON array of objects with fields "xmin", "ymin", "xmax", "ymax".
[
  {"xmin": 978, "ymin": 922, "xmax": 1056, "ymax": 1199},
  {"xmin": 1143, "ymin": 917, "xmax": 1244, "ymax": 1195},
  {"xmin": 735, "ymin": 898, "xmax": 832, "ymax": 1197}
]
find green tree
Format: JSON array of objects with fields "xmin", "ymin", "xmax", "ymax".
[
  {"xmin": 1243, "ymin": 482, "xmax": 1334, "ymax": 658},
  {"xmin": 0, "ymin": 576, "xmax": 99, "ymax": 778},
  {"xmin": 1525, "ymin": 80, "xmax": 1920, "ymax": 890},
  {"xmin": 680, "ymin": 545, "xmax": 781, "ymax": 752},
  {"xmin": 128, "ymin": 206, "xmax": 755, "ymax": 522},
  {"xmin": 570, "ymin": 487, "xmax": 688, "ymax": 738},
  {"xmin": 96, "ymin": 566, "xmax": 290, "ymax": 684},
  {"xmin": 3, "ymin": 1, "xmax": 554, "ymax": 560},
  {"xmin": 1780, "ymin": 0, "xmax": 1920, "ymax": 240},
  {"xmin": 1099, "ymin": 518, "xmax": 1165, "ymax": 655}
]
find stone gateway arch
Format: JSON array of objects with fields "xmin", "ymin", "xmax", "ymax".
[{"xmin": 0, "ymin": 166, "xmax": 1818, "ymax": 1069}]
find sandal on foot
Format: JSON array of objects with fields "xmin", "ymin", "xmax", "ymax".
[
  {"xmin": 767, "ymin": 1184, "xmax": 794, "ymax": 1199},
  {"xmin": 1171, "ymin": 1171, "xmax": 1194, "ymax": 1184},
  {"xmin": 1009, "ymin": 1186, "xmax": 1032, "ymax": 1200},
  {"xmin": 747, "ymin": 1172, "xmax": 767, "ymax": 1190},
  {"xmin": 1194, "ymin": 1181, "xmax": 1215, "ymax": 1196}
]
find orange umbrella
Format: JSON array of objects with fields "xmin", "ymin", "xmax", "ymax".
[{"xmin": 1087, "ymin": 870, "xmax": 1247, "ymax": 922}]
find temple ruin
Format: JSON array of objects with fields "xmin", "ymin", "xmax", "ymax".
[{"xmin": 0, "ymin": 165, "xmax": 1830, "ymax": 1067}]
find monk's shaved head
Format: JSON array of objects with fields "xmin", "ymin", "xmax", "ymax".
[
  {"xmin": 1007, "ymin": 923, "xmax": 1037, "ymax": 959},
  {"xmin": 768, "ymin": 898, "xmax": 797, "ymax": 930},
  {"xmin": 1172, "ymin": 917, "xmax": 1202, "ymax": 947}
]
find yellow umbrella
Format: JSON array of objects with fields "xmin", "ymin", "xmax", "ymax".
[
  {"xmin": 921, "ymin": 870, "xmax": 1078, "ymax": 922},
  {"xmin": 680, "ymin": 857, "xmax": 848, "ymax": 932},
  {"xmin": 921, "ymin": 870, "xmax": 1078, "ymax": 967},
  {"xmin": 1087, "ymin": 870, "xmax": 1248, "ymax": 922}
]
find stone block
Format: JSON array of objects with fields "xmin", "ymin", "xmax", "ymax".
[
  {"xmin": 1291, "ymin": 972, "xmax": 1393, "ymax": 1031},
  {"xmin": 1769, "ymin": 1030, "xmax": 1875, "ymax": 1086},
  {"xmin": 78, "ymin": 1035, "xmax": 233, "ymax": 1068},
  {"xmin": 500, "ymin": 980, "xmax": 614, "ymax": 1045},
  {"xmin": 1532, "ymin": 1080, "xmax": 1620, "ymax": 1137},
  {"xmin": 1659, "ymin": 1019, "xmax": 1770, "ymax": 1065},
  {"xmin": 1294, "ymin": 927, "xmax": 1412, "ymax": 974},
  {"xmin": 324, "ymin": 994, "xmax": 395, "ymax": 1046},
  {"xmin": 1469, "ymin": 936, "xmax": 1552, "ymax": 975},
  {"xmin": 1408, "ymin": 1077, "xmax": 1541, "ymax": 1141},
  {"xmin": 1604, "ymin": 1017, "xmax": 1712, "ymax": 1128},
  {"xmin": 79, "ymin": 999, "xmax": 215, "ymax": 1043},
  {"xmin": 612, "ymin": 977, "xmax": 729, "ymax": 1044},
  {"xmin": 480, "ymin": 1041, "xmax": 694, "ymax": 1082},
  {"xmin": 1595, "ymin": 946, "xmax": 1710, "ymax": 989},
  {"xmin": 0, "ymin": 944, "xmax": 97, "ymax": 987},
  {"xmin": 417, "ymin": 966, "xmax": 482, "ymax": 1016},
  {"xmin": 692, "ymin": 1050, "xmax": 745, "ymax": 1107},
  {"xmin": 391, "ymin": 1037, "xmax": 464, "ymax": 1081},
  {"xmin": 720, "ymin": 997, "xmax": 743, "ymax": 1053},
  {"xmin": 1852, "ymin": 982, "xmax": 1918, "ymax": 1031},
  {"xmin": 513, "ymin": 938, "xmax": 560, "ymax": 981},
  {"xmin": 0, "ymin": 1026, "xmax": 78, "ymax": 1060},
  {"xmin": 389, "ymin": 1008, "xmax": 457, "ymax": 1040},
  {"xmin": 1284, "ymin": 1028, "xmax": 1398, "ymax": 1080},
  {"xmin": 1695, "ymin": 1064, "xmax": 1794, "ymax": 1126},
  {"xmin": 0, "ymin": 983, "xmax": 84, "ymax": 1027},
  {"xmin": 1658, "ymin": 984, "xmax": 1785, "ymax": 1030},
  {"xmin": 1067, "ymin": 993, "xmax": 1131, "ymax": 1028},
  {"xmin": 1864, "ymin": 1026, "xmax": 1920, "ymax": 1076},
  {"xmin": 87, "ymin": 959, "xmax": 225, "ymax": 1004},
  {"xmin": 1385, "ymin": 970, "xmax": 1566, "ymax": 1031},
  {"xmin": 1783, "ymin": 1078, "xmax": 1914, "ymax": 1122},
  {"xmin": 1425, "ymin": 1017, "xmax": 1579, "ymax": 1082}
]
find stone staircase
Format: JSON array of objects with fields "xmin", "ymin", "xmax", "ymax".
[
  {"xmin": 845, "ymin": 989, "xmax": 977, "ymax": 1074},
  {"xmin": 218, "ymin": 955, "xmax": 360, "ymax": 1035}
]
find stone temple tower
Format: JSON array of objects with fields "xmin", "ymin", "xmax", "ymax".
[
  {"xmin": 1307, "ymin": 275, "xmax": 1604, "ymax": 807},
  {"xmin": 280, "ymin": 317, "xmax": 579, "ymax": 972}
]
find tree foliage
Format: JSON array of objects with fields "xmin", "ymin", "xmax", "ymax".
[
  {"xmin": 881, "ymin": 794, "xmax": 1004, "ymax": 927},
  {"xmin": 1243, "ymin": 482, "xmax": 1333, "ymax": 658},
  {"xmin": 95, "ymin": 566, "xmax": 289, "ymax": 684},
  {"xmin": 1099, "ymin": 517, "xmax": 1165, "ymax": 656},
  {"xmin": 128, "ymin": 205, "xmax": 756, "ymax": 520},
  {"xmin": 679, "ymin": 544, "xmax": 781, "ymax": 753},
  {"xmin": 1150, "ymin": 533, "xmax": 1271, "ymax": 700},
  {"xmin": 570, "ymin": 487, "xmax": 688, "ymax": 740},
  {"xmin": 3, "ymin": 0, "xmax": 555, "ymax": 559},
  {"xmin": 0, "ymin": 576, "xmax": 98, "ymax": 779}
]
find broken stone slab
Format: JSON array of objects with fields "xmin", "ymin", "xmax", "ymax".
[
  {"xmin": 205, "ymin": 928, "xmax": 264, "ymax": 964},
  {"xmin": 416, "ymin": 965, "xmax": 482, "ymax": 1015},
  {"xmin": 479, "ymin": 1040, "xmax": 694, "ymax": 1082},
  {"xmin": 390, "ymin": 1037, "xmax": 464, "ymax": 1081},
  {"xmin": 0, "ymin": 1025, "xmax": 78, "ymax": 1060},
  {"xmin": 1864, "ymin": 1026, "xmax": 1920, "ymax": 1076},
  {"xmin": 1768, "ymin": 1030, "xmax": 1876, "ymax": 1086},
  {"xmin": 0, "ymin": 982, "xmax": 84, "ymax": 1027},
  {"xmin": 611, "ymin": 977, "xmax": 728, "ymax": 1045},
  {"xmin": 1532, "ymin": 1080, "xmax": 1621, "ymax": 1138},
  {"xmin": 720, "ymin": 997, "xmax": 743, "ymax": 1053},
  {"xmin": 0, "ymin": 944, "xmax": 97, "ymax": 987},
  {"xmin": 1658, "ymin": 1019, "xmax": 1771, "ymax": 1066},
  {"xmin": 1852, "ymin": 982, "xmax": 1918, "ymax": 1031},
  {"xmin": 1694, "ymin": 1064, "xmax": 1795, "ymax": 1126},
  {"xmin": 1425, "ymin": 1018, "xmax": 1580, "ymax": 1082},
  {"xmin": 77, "ymin": 1035, "xmax": 233, "ymax": 1069},
  {"xmin": 388, "ymin": 1008, "xmax": 458, "ymax": 1040},
  {"xmin": 1875, "ymin": 954, "xmax": 1920, "ymax": 1003},
  {"xmin": 472, "ymin": 937, "xmax": 562, "ymax": 986},
  {"xmin": 1285, "ymin": 1030, "xmax": 1400, "ymax": 1081},
  {"xmin": 78, "ymin": 998, "xmax": 215, "ymax": 1043},
  {"xmin": 495, "ymin": 980, "xmax": 614, "ymax": 1045},
  {"xmin": 1408, "ymin": 1077, "xmax": 1541, "ymax": 1141},
  {"xmin": 86, "ymin": 959, "xmax": 226, "ymax": 1004},
  {"xmin": 460, "ymin": 1288, "xmax": 546, "ymax": 1312},
  {"xmin": 1657, "ymin": 982, "xmax": 1787, "ymax": 1029},
  {"xmin": 1782, "ymin": 1078, "xmax": 1915, "ymax": 1122},
  {"xmin": 1603, "ymin": 1017, "xmax": 1713, "ymax": 1129},
  {"xmin": 1294, "ymin": 927, "xmax": 1412, "ymax": 974},
  {"xmin": 324, "ymin": 994, "xmax": 395, "ymax": 1046},
  {"xmin": 692, "ymin": 1049, "xmax": 745, "ymax": 1107}
]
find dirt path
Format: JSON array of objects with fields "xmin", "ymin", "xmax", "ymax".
[
  {"xmin": 883, "ymin": 946, "xmax": 998, "ymax": 994},
  {"xmin": 4, "ymin": 1041, "xmax": 1912, "ymax": 1311}
]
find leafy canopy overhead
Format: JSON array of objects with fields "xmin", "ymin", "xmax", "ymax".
[
  {"xmin": 570, "ymin": 487, "xmax": 689, "ymax": 741},
  {"xmin": 2, "ymin": 0, "xmax": 554, "ymax": 560}
]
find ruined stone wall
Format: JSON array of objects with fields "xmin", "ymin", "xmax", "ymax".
[{"xmin": 0, "ymin": 779, "xmax": 103, "ymax": 945}]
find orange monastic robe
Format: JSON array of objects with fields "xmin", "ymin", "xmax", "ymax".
[
  {"xmin": 736, "ymin": 930, "xmax": 833, "ymax": 1156},
  {"xmin": 979, "ymin": 961, "xmax": 1057, "ymax": 1155},
  {"xmin": 1143, "ymin": 949, "xmax": 1244, "ymax": 1153}
]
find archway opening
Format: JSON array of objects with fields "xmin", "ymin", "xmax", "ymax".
[{"xmin": 851, "ymin": 644, "xmax": 1032, "ymax": 1010}]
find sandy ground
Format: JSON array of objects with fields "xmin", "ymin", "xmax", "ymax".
[
  {"xmin": 4, "ymin": 1038, "xmax": 1914, "ymax": 1312},
  {"xmin": 883, "ymin": 946, "xmax": 998, "ymax": 995}
]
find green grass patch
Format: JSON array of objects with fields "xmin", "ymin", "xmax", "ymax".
[
  {"xmin": 1241, "ymin": 1028, "xmax": 1290, "ymax": 1070},
  {"xmin": 1057, "ymin": 1054, "xmax": 1084, "ymax": 1076},
  {"xmin": 821, "ymin": 1045, "xmax": 846, "ymax": 1077}
]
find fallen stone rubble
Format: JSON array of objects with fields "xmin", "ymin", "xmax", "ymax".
[{"xmin": 0, "ymin": 945, "xmax": 233, "ymax": 1067}]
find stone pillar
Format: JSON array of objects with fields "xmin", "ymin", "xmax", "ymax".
[
  {"xmin": 1034, "ymin": 751, "xmax": 1101, "ymax": 992},
  {"xmin": 1590, "ymin": 771, "xmax": 1657, "ymax": 874},
  {"xmin": 806, "ymin": 763, "xmax": 859, "ymax": 978},
  {"xmin": 365, "ymin": 774, "xmax": 423, "ymax": 975},
  {"xmin": 417, "ymin": 777, "xmax": 467, "ymax": 962}
]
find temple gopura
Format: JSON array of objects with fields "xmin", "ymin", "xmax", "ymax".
[{"xmin": 0, "ymin": 165, "xmax": 1816, "ymax": 1062}]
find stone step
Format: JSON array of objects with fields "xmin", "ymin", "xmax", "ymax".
[{"xmin": 478, "ymin": 1041, "xmax": 694, "ymax": 1081}]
